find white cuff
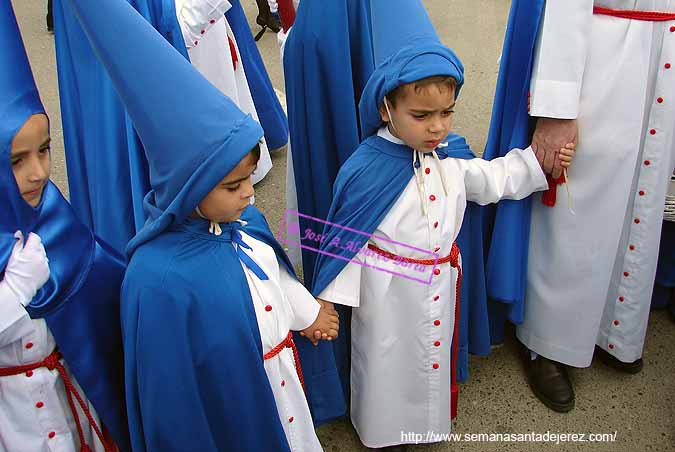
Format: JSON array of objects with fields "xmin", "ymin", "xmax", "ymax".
[
  {"xmin": 178, "ymin": 0, "xmax": 232, "ymax": 48},
  {"xmin": 529, "ymin": 80, "xmax": 581, "ymax": 120}
]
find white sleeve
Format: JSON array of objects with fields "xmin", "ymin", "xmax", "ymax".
[
  {"xmin": 528, "ymin": 0, "xmax": 594, "ymax": 119},
  {"xmin": 0, "ymin": 282, "xmax": 35, "ymax": 348},
  {"xmin": 278, "ymin": 266, "xmax": 321, "ymax": 331},
  {"xmin": 316, "ymin": 257, "xmax": 362, "ymax": 308},
  {"xmin": 175, "ymin": 0, "xmax": 232, "ymax": 49},
  {"xmin": 455, "ymin": 147, "xmax": 549, "ymax": 205}
]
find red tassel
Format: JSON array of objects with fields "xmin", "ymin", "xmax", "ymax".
[
  {"xmin": 277, "ymin": 0, "xmax": 297, "ymax": 32},
  {"xmin": 541, "ymin": 173, "xmax": 566, "ymax": 207},
  {"xmin": 228, "ymin": 36, "xmax": 238, "ymax": 71}
]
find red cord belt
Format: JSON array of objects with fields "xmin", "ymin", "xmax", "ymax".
[
  {"xmin": 263, "ymin": 331, "xmax": 306, "ymax": 391},
  {"xmin": 593, "ymin": 6, "xmax": 675, "ymax": 21},
  {"xmin": 368, "ymin": 242, "xmax": 463, "ymax": 419},
  {"xmin": 0, "ymin": 349, "xmax": 113, "ymax": 452}
]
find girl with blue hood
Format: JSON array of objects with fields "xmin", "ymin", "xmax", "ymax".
[
  {"xmin": 0, "ymin": 1, "xmax": 130, "ymax": 451},
  {"xmin": 61, "ymin": 0, "xmax": 337, "ymax": 450},
  {"xmin": 310, "ymin": 0, "xmax": 574, "ymax": 447}
]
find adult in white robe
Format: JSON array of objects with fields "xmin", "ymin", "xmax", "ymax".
[
  {"xmin": 175, "ymin": 0, "xmax": 273, "ymax": 184},
  {"xmin": 517, "ymin": 0, "xmax": 675, "ymax": 410}
]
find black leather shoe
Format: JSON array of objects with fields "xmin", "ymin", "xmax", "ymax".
[
  {"xmin": 523, "ymin": 351, "xmax": 575, "ymax": 412},
  {"xmin": 594, "ymin": 346, "xmax": 643, "ymax": 374},
  {"xmin": 256, "ymin": 13, "xmax": 281, "ymax": 33}
]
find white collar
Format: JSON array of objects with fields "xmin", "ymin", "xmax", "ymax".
[{"xmin": 377, "ymin": 125, "xmax": 406, "ymax": 145}]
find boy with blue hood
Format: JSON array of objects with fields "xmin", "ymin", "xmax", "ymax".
[
  {"xmin": 0, "ymin": 1, "xmax": 130, "ymax": 450},
  {"xmin": 311, "ymin": 0, "xmax": 575, "ymax": 447},
  {"xmin": 62, "ymin": 0, "xmax": 336, "ymax": 450}
]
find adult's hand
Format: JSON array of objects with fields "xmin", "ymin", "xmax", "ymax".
[{"xmin": 532, "ymin": 118, "xmax": 578, "ymax": 178}]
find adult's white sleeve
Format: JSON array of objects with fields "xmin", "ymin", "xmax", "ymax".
[
  {"xmin": 279, "ymin": 266, "xmax": 321, "ymax": 331},
  {"xmin": 455, "ymin": 147, "xmax": 549, "ymax": 205},
  {"xmin": 0, "ymin": 283, "xmax": 35, "ymax": 348},
  {"xmin": 529, "ymin": 0, "xmax": 594, "ymax": 119},
  {"xmin": 175, "ymin": 0, "xmax": 232, "ymax": 49},
  {"xmin": 316, "ymin": 257, "xmax": 362, "ymax": 308}
]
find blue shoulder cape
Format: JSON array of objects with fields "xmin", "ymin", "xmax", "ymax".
[
  {"xmin": 481, "ymin": 0, "xmax": 545, "ymax": 343},
  {"xmin": 121, "ymin": 205, "xmax": 292, "ymax": 452},
  {"xmin": 226, "ymin": 0, "xmax": 288, "ymax": 150}
]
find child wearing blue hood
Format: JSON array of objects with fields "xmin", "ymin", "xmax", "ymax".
[
  {"xmin": 60, "ymin": 0, "xmax": 334, "ymax": 450},
  {"xmin": 310, "ymin": 0, "xmax": 575, "ymax": 448}
]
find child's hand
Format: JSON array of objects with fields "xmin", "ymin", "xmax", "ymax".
[
  {"xmin": 556, "ymin": 142, "xmax": 576, "ymax": 170},
  {"xmin": 299, "ymin": 299, "xmax": 339, "ymax": 346}
]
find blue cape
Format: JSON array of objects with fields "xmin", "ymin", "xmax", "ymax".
[
  {"xmin": 121, "ymin": 207, "xmax": 293, "ymax": 452},
  {"xmin": 226, "ymin": 0, "xmax": 288, "ymax": 150},
  {"xmin": 1, "ymin": 1, "xmax": 129, "ymax": 448},
  {"xmin": 481, "ymin": 0, "xmax": 545, "ymax": 343}
]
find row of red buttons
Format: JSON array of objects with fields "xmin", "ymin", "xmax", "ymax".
[
  {"xmin": 192, "ymin": 18, "xmax": 218, "ymax": 46},
  {"xmin": 427, "ymin": 165, "xmax": 444, "ymax": 369}
]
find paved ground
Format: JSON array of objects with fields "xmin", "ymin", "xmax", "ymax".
[{"xmin": 12, "ymin": 0, "xmax": 675, "ymax": 451}]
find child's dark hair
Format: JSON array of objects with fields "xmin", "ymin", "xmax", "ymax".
[
  {"xmin": 250, "ymin": 141, "xmax": 261, "ymax": 162},
  {"xmin": 387, "ymin": 75, "xmax": 457, "ymax": 107}
]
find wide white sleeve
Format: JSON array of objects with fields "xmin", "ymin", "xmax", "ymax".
[
  {"xmin": 175, "ymin": 0, "xmax": 232, "ymax": 49},
  {"xmin": 316, "ymin": 257, "xmax": 362, "ymax": 308},
  {"xmin": 278, "ymin": 266, "xmax": 321, "ymax": 331},
  {"xmin": 455, "ymin": 147, "xmax": 549, "ymax": 205},
  {"xmin": 529, "ymin": 0, "xmax": 594, "ymax": 119},
  {"xmin": 0, "ymin": 283, "xmax": 35, "ymax": 348}
]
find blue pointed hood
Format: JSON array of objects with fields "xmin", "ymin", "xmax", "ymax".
[
  {"xmin": 359, "ymin": 0, "xmax": 464, "ymax": 139},
  {"xmin": 63, "ymin": 0, "xmax": 264, "ymax": 257},
  {"xmin": 0, "ymin": 0, "xmax": 47, "ymax": 271}
]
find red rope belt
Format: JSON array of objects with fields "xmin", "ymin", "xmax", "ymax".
[
  {"xmin": 0, "ymin": 349, "xmax": 113, "ymax": 452},
  {"xmin": 593, "ymin": 6, "xmax": 675, "ymax": 21},
  {"xmin": 263, "ymin": 331, "xmax": 306, "ymax": 391},
  {"xmin": 368, "ymin": 242, "xmax": 463, "ymax": 419}
]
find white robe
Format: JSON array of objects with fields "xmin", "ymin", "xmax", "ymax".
[
  {"xmin": 0, "ymin": 304, "xmax": 105, "ymax": 452},
  {"xmin": 237, "ymin": 229, "xmax": 323, "ymax": 452},
  {"xmin": 175, "ymin": 0, "xmax": 273, "ymax": 184},
  {"xmin": 518, "ymin": 0, "xmax": 675, "ymax": 367},
  {"xmin": 318, "ymin": 128, "xmax": 548, "ymax": 448}
]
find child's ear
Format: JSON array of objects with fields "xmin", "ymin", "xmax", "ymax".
[{"xmin": 378, "ymin": 103, "xmax": 390, "ymax": 123}]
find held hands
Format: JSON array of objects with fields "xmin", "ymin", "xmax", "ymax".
[
  {"xmin": 532, "ymin": 118, "xmax": 578, "ymax": 177},
  {"xmin": 1, "ymin": 231, "xmax": 50, "ymax": 306},
  {"xmin": 299, "ymin": 299, "xmax": 339, "ymax": 346}
]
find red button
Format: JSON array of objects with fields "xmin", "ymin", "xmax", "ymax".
[
  {"xmin": 434, "ymin": 246, "xmax": 440, "ymax": 252},
  {"xmin": 26, "ymin": 371, "xmax": 33, "ymax": 377},
  {"xmin": 433, "ymin": 295, "xmax": 440, "ymax": 301},
  {"xmin": 209, "ymin": 19, "xmax": 216, "ymax": 24},
  {"xmin": 657, "ymin": 97, "xmax": 664, "ymax": 104},
  {"xmin": 200, "ymin": 29, "xmax": 205, "ymax": 34},
  {"xmin": 281, "ymin": 380, "xmax": 285, "ymax": 387},
  {"xmin": 649, "ymin": 129, "xmax": 656, "ymax": 135},
  {"xmin": 665, "ymin": 63, "xmax": 672, "ymax": 69},
  {"xmin": 619, "ymin": 296, "xmax": 625, "ymax": 302},
  {"xmin": 634, "ymin": 218, "xmax": 640, "ymax": 224},
  {"xmin": 639, "ymin": 190, "xmax": 645, "ymax": 196},
  {"xmin": 434, "ymin": 341, "xmax": 441, "ymax": 347},
  {"xmin": 194, "ymin": 41, "xmax": 198, "ymax": 46},
  {"xmin": 613, "ymin": 320, "xmax": 620, "ymax": 326},
  {"xmin": 670, "ymin": 26, "xmax": 675, "ymax": 32},
  {"xmin": 623, "ymin": 271, "xmax": 630, "ymax": 277},
  {"xmin": 25, "ymin": 342, "xmax": 33, "ymax": 349},
  {"xmin": 434, "ymin": 320, "xmax": 441, "ymax": 326},
  {"xmin": 644, "ymin": 160, "xmax": 651, "ymax": 166},
  {"xmin": 36, "ymin": 401, "xmax": 44, "ymax": 408},
  {"xmin": 429, "ymin": 194, "xmax": 436, "ymax": 201},
  {"xmin": 433, "ymin": 268, "xmax": 440, "ymax": 276},
  {"xmin": 608, "ymin": 344, "xmax": 615, "ymax": 350},
  {"xmin": 425, "ymin": 168, "xmax": 431, "ymax": 175},
  {"xmin": 432, "ymin": 363, "xmax": 440, "ymax": 369},
  {"xmin": 629, "ymin": 245, "xmax": 635, "ymax": 251},
  {"xmin": 48, "ymin": 432, "xmax": 55, "ymax": 439},
  {"xmin": 265, "ymin": 305, "xmax": 272, "ymax": 312},
  {"xmin": 288, "ymin": 417, "xmax": 294, "ymax": 423},
  {"xmin": 433, "ymin": 221, "xmax": 439, "ymax": 229}
]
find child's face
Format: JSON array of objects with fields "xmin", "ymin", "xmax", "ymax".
[
  {"xmin": 10, "ymin": 114, "xmax": 51, "ymax": 208},
  {"xmin": 197, "ymin": 152, "xmax": 257, "ymax": 223},
  {"xmin": 380, "ymin": 83, "xmax": 456, "ymax": 152}
]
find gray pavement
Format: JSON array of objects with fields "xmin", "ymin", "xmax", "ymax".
[{"xmin": 12, "ymin": 0, "xmax": 675, "ymax": 451}]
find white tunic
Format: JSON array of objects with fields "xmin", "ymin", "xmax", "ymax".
[
  {"xmin": 518, "ymin": 0, "xmax": 675, "ymax": 367},
  {"xmin": 319, "ymin": 128, "xmax": 548, "ymax": 448},
  {"xmin": 175, "ymin": 0, "xmax": 273, "ymax": 184},
  {"xmin": 237, "ymin": 229, "xmax": 323, "ymax": 452},
  {"xmin": 0, "ymin": 303, "xmax": 105, "ymax": 452}
]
